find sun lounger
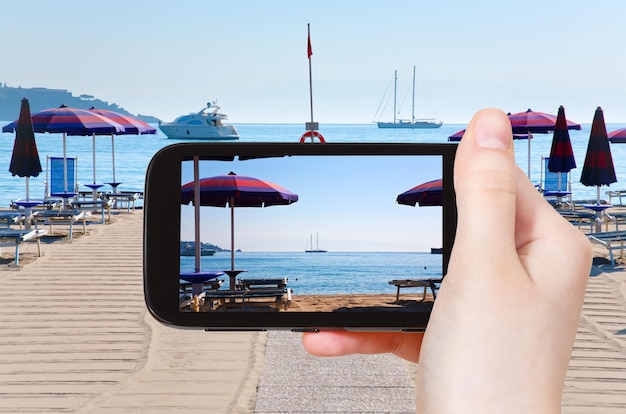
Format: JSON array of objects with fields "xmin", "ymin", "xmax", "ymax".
[
  {"xmin": 588, "ymin": 230, "xmax": 626, "ymax": 264},
  {"xmin": 606, "ymin": 190, "xmax": 626, "ymax": 206},
  {"xmin": 33, "ymin": 209, "xmax": 90, "ymax": 240},
  {"xmin": 69, "ymin": 199, "xmax": 113, "ymax": 224},
  {"xmin": 102, "ymin": 191, "xmax": 141, "ymax": 213},
  {"xmin": 0, "ymin": 228, "xmax": 48, "ymax": 266},
  {"xmin": 389, "ymin": 278, "xmax": 441, "ymax": 302},
  {"xmin": 204, "ymin": 287, "xmax": 292, "ymax": 310}
]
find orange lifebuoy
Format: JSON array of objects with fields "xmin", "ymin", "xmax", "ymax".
[{"xmin": 299, "ymin": 130, "xmax": 326, "ymax": 143}]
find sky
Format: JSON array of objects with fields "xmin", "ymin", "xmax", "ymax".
[
  {"xmin": 179, "ymin": 154, "xmax": 443, "ymax": 252},
  {"xmin": 2, "ymin": 1, "xmax": 626, "ymax": 125}
]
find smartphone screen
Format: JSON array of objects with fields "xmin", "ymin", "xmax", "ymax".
[{"xmin": 144, "ymin": 143, "xmax": 456, "ymax": 330}]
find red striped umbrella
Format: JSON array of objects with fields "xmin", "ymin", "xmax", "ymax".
[
  {"xmin": 608, "ymin": 128, "xmax": 626, "ymax": 143},
  {"xmin": 508, "ymin": 108, "xmax": 581, "ymax": 179},
  {"xmin": 396, "ymin": 179, "xmax": 442, "ymax": 207},
  {"xmin": 89, "ymin": 108, "xmax": 156, "ymax": 189},
  {"xmin": 3, "ymin": 105, "xmax": 124, "ymax": 196},
  {"xmin": 181, "ymin": 171, "xmax": 298, "ymax": 279},
  {"xmin": 580, "ymin": 107, "xmax": 617, "ymax": 203},
  {"xmin": 548, "ymin": 105, "xmax": 576, "ymax": 174},
  {"xmin": 448, "ymin": 129, "xmax": 532, "ymax": 142}
]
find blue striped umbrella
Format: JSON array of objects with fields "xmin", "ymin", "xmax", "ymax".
[
  {"xmin": 181, "ymin": 171, "xmax": 298, "ymax": 279},
  {"xmin": 89, "ymin": 108, "xmax": 156, "ymax": 191},
  {"xmin": 3, "ymin": 105, "xmax": 124, "ymax": 196},
  {"xmin": 580, "ymin": 107, "xmax": 617, "ymax": 203},
  {"xmin": 396, "ymin": 179, "xmax": 442, "ymax": 207}
]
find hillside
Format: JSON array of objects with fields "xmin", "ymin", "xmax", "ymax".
[{"xmin": 0, "ymin": 83, "xmax": 160, "ymax": 123}]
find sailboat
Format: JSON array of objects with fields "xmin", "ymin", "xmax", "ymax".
[
  {"xmin": 375, "ymin": 66, "xmax": 442, "ymax": 129},
  {"xmin": 305, "ymin": 233, "xmax": 327, "ymax": 253}
]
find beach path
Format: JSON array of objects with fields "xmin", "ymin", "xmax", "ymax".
[{"xmin": 0, "ymin": 211, "xmax": 264, "ymax": 414}]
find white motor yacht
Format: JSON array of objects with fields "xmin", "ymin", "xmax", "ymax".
[{"xmin": 159, "ymin": 101, "xmax": 240, "ymax": 140}]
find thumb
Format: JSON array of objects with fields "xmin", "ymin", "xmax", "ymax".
[{"xmin": 449, "ymin": 109, "xmax": 518, "ymax": 273}]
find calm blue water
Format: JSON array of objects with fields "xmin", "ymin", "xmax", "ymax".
[
  {"xmin": 180, "ymin": 251, "xmax": 441, "ymax": 295},
  {"xmin": 3, "ymin": 121, "xmax": 626, "ymax": 208},
  {"xmin": 3, "ymin": 121, "xmax": 626, "ymax": 294}
]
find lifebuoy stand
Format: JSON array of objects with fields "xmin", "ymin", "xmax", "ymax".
[{"xmin": 299, "ymin": 121, "xmax": 325, "ymax": 143}]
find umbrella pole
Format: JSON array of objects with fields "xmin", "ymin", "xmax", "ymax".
[
  {"xmin": 92, "ymin": 133, "xmax": 97, "ymax": 201},
  {"xmin": 193, "ymin": 157, "xmax": 201, "ymax": 273},
  {"xmin": 63, "ymin": 133, "xmax": 68, "ymax": 194},
  {"xmin": 230, "ymin": 197, "xmax": 235, "ymax": 271},
  {"xmin": 527, "ymin": 129, "xmax": 531, "ymax": 179},
  {"xmin": 111, "ymin": 133, "xmax": 116, "ymax": 184},
  {"xmin": 25, "ymin": 177, "xmax": 31, "ymax": 230}
]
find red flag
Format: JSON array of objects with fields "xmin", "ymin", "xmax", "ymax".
[{"xmin": 307, "ymin": 33, "xmax": 312, "ymax": 59}]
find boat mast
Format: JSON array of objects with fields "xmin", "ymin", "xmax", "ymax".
[
  {"xmin": 393, "ymin": 70, "xmax": 397, "ymax": 124},
  {"xmin": 411, "ymin": 66, "xmax": 416, "ymax": 124}
]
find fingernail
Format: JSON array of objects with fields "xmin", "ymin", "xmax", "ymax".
[{"xmin": 473, "ymin": 111, "xmax": 511, "ymax": 150}]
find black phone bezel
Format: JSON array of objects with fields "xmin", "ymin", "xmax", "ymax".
[{"xmin": 143, "ymin": 142, "xmax": 457, "ymax": 331}]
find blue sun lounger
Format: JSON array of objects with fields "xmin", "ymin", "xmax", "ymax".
[
  {"xmin": 0, "ymin": 228, "xmax": 48, "ymax": 266},
  {"xmin": 588, "ymin": 230, "xmax": 626, "ymax": 265}
]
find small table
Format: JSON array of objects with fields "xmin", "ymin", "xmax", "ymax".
[
  {"xmin": 84, "ymin": 184, "xmax": 104, "ymax": 201},
  {"xmin": 12, "ymin": 200, "xmax": 44, "ymax": 230},
  {"xmin": 180, "ymin": 271, "xmax": 225, "ymax": 296},
  {"xmin": 223, "ymin": 269, "xmax": 248, "ymax": 291},
  {"xmin": 584, "ymin": 204, "xmax": 613, "ymax": 233},
  {"xmin": 106, "ymin": 182, "xmax": 122, "ymax": 194}
]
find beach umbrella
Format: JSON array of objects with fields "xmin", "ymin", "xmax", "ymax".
[
  {"xmin": 448, "ymin": 129, "xmax": 532, "ymax": 142},
  {"xmin": 608, "ymin": 128, "xmax": 626, "ymax": 143},
  {"xmin": 181, "ymin": 171, "xmax": 298, "ymax": 289},
  {"xmin": 7, "ymin": 98, "xmax": 43, "ymax": 226},
  {"xmin": 508, "ymin": 108, "xmax": 581, "ymax": 179},
  {"xmin": 8, "ymin": 98, "xmax": 42, "ymax": 187},
  {"xmin": 3, "ymin": 105, "xmax": 124, "ymax": 197},
  {"xmin": 397, "ymin": 179, "xmax": 442, "ymax": 207},
  {"xmin": 580, "ymin": 107, "xmax": 617, "ymax": 204},
  {"xmin": 547, "ymin": 106, "xmax": 576, "ymax": 193},
  {"xmin": 89, "ymin": 108, "xmax": 156, "ymax": 192}
]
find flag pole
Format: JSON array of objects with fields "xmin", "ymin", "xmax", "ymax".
[
  {"xmin": 307, "ymin": 23, "xmax": 314, "ymax": 127},
  {"xmin": 300, "ymin": 23, "xmax": 324, "ymax": 143}
]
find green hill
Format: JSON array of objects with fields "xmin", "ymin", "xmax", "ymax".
[{"xmin": 0, "ymin": 83, "xmax": 160, "ymax": 123}]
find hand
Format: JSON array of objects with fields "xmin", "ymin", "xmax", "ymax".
[{"xmin": 302, "ymin": 108, "xmax": 592, "ymax": 412}]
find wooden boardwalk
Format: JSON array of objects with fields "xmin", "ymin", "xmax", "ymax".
[{"xmin": 0, "ymin": 211, "xmax": 625, "ymax": 412}]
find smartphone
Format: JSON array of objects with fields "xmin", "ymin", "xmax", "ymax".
[{"xmin": 144, "ymin": 142, "xmax": 457, "ymax": 331}]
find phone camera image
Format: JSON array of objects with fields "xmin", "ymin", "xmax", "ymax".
[{"xmin": 144, "ymin": 143, "xmax": 456, "ymax": 330}]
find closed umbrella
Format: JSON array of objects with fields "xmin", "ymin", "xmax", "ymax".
[
  {"xmin": 547, "ymin": 106, "xmax": 576, "ymax": 195},
  {"xmin": 181, "ymin": 171, "xmax": 298, "ymax": 289},
  {"xmin": 580, "ymin": 106, "xmax": 617, "ymax": 204},
  {"xmin": 7, "ymin": 98, "xmax": 43, "ymax": 227}
]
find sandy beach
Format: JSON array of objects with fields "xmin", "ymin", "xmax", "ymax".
[{"xmin": 1, "ymin": 210, "xmax": 626, "ymax": 413}]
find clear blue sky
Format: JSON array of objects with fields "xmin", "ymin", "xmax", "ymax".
[
  {"xmin": 180, "ymin": 155, "xmax": 443, "ymax": 252},
  {"xmin": 2, "ymin": 1, "xmax": 625, "ymax": 124}
]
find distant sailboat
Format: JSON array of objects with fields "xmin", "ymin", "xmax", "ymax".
[
  {"xmin": 305, "ymin": 233, "xmax": 327, "ymax": 253},
  {"xmin": 375, "ymin": 66, "xmax": 442, "ymax": 129}
]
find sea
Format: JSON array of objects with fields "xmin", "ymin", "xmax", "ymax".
[{"xmin": 3, "ymin": 121, "xmax": 626, "ymax": 294}]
